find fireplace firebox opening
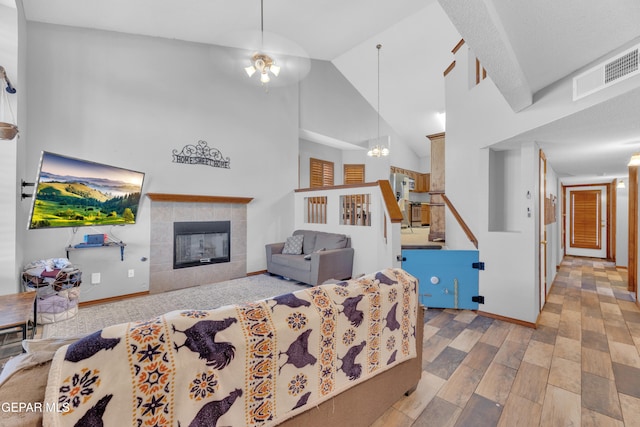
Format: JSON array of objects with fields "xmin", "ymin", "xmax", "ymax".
[{"xmin": 173, "ymin": 221, "xmax": 230, "ymax": 269}]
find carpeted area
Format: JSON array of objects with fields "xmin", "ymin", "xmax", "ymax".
[{"xmin": 42, "ymin": 274, "xmax": 309, "ymax": 339}]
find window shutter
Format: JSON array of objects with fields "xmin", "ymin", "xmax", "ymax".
[
  {"xmin": 310, "ymin": 158, "xmax": 334, "ymax": 188},
  {"xmin": 344, "ymin": 164, "xmax": 365, "ymax": 184}
]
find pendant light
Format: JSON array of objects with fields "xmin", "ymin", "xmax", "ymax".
[{"xmin": 368, "ymin": 44, "xmax": 389, "ymax": 157}]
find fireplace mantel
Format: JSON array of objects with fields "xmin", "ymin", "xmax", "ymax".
[{"xmin": 146, "ymin": 193, "xmax": 253, "ymax": 204}]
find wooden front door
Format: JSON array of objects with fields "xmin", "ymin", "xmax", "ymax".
[{"xmin": 566, "ymin": 186, "xmax": 607, "ymax": 258}]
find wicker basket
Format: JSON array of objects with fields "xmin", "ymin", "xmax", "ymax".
[{"xmin": 0, "ymin": 122, "xmax": 18, "ymax": 140}]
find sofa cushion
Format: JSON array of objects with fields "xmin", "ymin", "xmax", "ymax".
[
  {"xmin": 0, "ymin": 351, "xmax": 55, "ymax": 427},
  {"xmin": 282, "ymin": 235, "xmax": 304, "ymax": 255},
  {"xmin": 293, "ymin": 230, "xmax": 318, "ymax": 254},
  {"xmin": 271, "ymin": 254, "xmax": 312, "ymax": 271},
  {"xmin": 314, "ymin": 232, "xmax": 348, "ymax": 251}
]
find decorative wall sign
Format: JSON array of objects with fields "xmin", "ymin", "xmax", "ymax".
[{"xmin": 172, "ymin": 140, "xmax": 230, "ymax": 169}]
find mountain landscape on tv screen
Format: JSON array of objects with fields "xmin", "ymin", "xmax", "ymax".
[{"xmin": 30, "ymin": 172, "xmax": 142, "ymax": 229}]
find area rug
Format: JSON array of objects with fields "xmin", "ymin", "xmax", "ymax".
[{"xmin": 42, "ymin": 274, "xmax": 309, "ymax": 338}]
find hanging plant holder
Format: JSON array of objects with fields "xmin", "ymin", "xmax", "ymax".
[
  {"xmin": 0, "ymin": 65, "xmax": 18, "ymax": 141},
  {"xmin": 0, "ymin": 122, "xmax": 18, "ymax": 140}
]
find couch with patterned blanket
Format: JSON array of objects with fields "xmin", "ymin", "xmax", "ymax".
[{"xmin": 0, "ymin": 268, "xmax": 423, "ymax": 427}]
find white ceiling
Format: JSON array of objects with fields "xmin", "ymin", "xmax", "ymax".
[
  {"xmin": 13, "ymin": 0, "xmax": 640, "ymax": 180},
  {"xmin": 17, "ymin": 0, "xmax": 456, "ymax": 159},
  {"xmin": 440, "ymin": 0, "xmax": 640, "ymax": 181}
]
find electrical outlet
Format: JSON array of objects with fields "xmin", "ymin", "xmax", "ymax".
[
  {"xmin": 91, "ymin": 273, "xmax": 101, "ymax": 284},
  {"xmin": 128, "ymin": 269, "xmax": 135, "ymax": 278}
]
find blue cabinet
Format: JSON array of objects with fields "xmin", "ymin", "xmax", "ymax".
[{"xmin": 402, "ymin": 249, "xmax": 481, "ymax": 310}]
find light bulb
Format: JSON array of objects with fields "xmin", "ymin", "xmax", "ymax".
[
  {"xmin": 270, "ymin": 64, "xmax": 280, "ymax": 76},
  {"xmin": 260, "ymin": 72, "xmax": 270, "ymax": 83},
  {"xmin": 245, "ymin": 65, "xmax": 256, "ymax": 77},
  {"xmin": 381, "ymin": 147, "xmax": 390, "ymax": 156},
  {"xmin": 367, "ymin": 150, "xmax": 373, "ymax": 157}
]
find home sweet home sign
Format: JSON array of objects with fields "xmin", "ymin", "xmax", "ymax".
[{"xmin": 172, "ymin": 140, "xmax": 230, "ymax": 169}]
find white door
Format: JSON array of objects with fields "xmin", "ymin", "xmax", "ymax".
[{"xmin": 565, "ymin": 186, "xmax": 607, "ymax": 258}]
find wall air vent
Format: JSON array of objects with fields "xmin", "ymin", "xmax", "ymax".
[{"xmin": 573, "ymin": 45, "xmax": 640, "ymax": 101}]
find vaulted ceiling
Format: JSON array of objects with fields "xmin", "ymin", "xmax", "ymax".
[{"xmin": 8, "ymin": 0, "xmax": 640, "ymax": 180}]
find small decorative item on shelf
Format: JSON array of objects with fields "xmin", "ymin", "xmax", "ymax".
[{"xmin": 0, "ymin": 65, "xmax": 18, "ymax": 141}]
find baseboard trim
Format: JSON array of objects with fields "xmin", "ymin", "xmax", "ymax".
[
  {"xmin": 247, "ymin": 270, "xmax": 268, "ymax": 276},
  {"xmin": 477, "ymin": 310, "xmax": 536, "ymax": 329},
  {"xmin": 79, "ymin": 291, "xmax": 150, "ymax": 308}
]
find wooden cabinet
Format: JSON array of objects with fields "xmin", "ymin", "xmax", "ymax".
[
  {"xmin": 421, "ymin": 204, "xmax": 431, "ymax": 225},
  {"xmin": 427, "ymin": 133, "xmax": 445, "ymax": 241},
  {"xmin": 391, "ymin": 166, "xmax": 430, "ymax": 193},
  {"xmin": 416, "ymin": 174, "xmax": 430, "ymax": 193}
]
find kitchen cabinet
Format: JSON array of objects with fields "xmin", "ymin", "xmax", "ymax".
[
  {"xmin": 391, "ymin": 166, "xmax": 430, "ymax": 193},
  {"xmin": 421, "ymin": 204, "xmax": 431, "ymax": 226},
  {"xmin": 416, "ymin": 174, "xmax": 430, "ymax": 193},
  {"xmin": 411, "ymin": 204, "xmax": 422, "ymax": 226}
]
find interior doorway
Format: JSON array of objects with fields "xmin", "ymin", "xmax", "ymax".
[{"xmin": 565, "ymin": 185, "xmax": 608, "ymax": 258}]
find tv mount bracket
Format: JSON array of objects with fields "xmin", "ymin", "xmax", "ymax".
[{"xmin": 21, "ymin": 180, "xmax": 34, "ymax": 199}]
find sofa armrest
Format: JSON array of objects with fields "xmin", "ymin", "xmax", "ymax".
[
  {"xmin": 310, "ymin": 247, "xmax": 354, "ymax": 285},
  {"xmin": 265, "ymin": 242, "xmax": 285, "ymax": 269}
]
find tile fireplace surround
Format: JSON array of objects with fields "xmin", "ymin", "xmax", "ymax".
[{"xmin": 147, "ymin": 194, "xmax": 252, "ymax": 293}]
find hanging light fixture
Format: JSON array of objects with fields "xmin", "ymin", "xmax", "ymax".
[
  {"xmin": 617, "ymin": 180, "xmax": 626, "ymax": 189},
  {"xmin": 244, "ymin": 0, "xmax": 280, "ymax": 89},
  {"xmin": 628, "ymin": 153, "xmax": 640, "ymax": 166},
  {"xmin": 368, "ymin": 44, "xmax": 390, "ymax": 157}
]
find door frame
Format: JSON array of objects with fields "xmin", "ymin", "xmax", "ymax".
[
  {"xmin": 629, "ymin": 167, "xmax": 638, "ymax": 295},
  {"xmin": 539, "ymin": 150, "xmax": 547, "ymax": 312},
  {"xmin": 562, "ymin": 183, "xmax": 614, "ymax": 260}
]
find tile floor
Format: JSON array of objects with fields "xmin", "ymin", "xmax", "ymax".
[{"xmin": 373, "ymin": 256, "xmax": 640, "ymax": 426}]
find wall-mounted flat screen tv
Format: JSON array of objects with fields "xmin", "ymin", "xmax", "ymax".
[{"xmin": 28, "ymin": 151, "xmax": 145, "ymax": 229}]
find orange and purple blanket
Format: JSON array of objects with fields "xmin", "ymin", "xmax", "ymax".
[{"xmin": 44, "ymin": 268, "xmax": 418, "ymax": 426}]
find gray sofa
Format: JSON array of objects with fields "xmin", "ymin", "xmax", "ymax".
[{"xmin": 265, "ymin": 229, "xmax": 354, "ymax": 285}]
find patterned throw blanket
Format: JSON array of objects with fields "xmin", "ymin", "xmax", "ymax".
[{"xmin": 43, "ymin": 268, "xmax": 418, "ymax": 426}]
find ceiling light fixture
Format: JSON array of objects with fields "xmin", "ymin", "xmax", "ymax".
[
  {"xmin": 617, "ymin": 180, "xmax": 626, "ymax": 189},
  {"xmin": 244, "ymin": 0, "xmax": 280, "ymax": 90},
  {"xmin": 629, "ymin": 153, "xmax": 640, "ymax": 166},
  {"xmin": 368, "ymin": 44, "xmax": 390, "ymax": 157}
]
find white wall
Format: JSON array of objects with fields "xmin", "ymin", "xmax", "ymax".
[
  {"xmin": 443, "ymin": 38, "xmax": 640, "ymax": 322},
  {"xmin": 299, "ymin": 59, "xmax": 423, "ymax": 180},
  {"xmin": 616, "ymin": 183, "xmax": 629, "ymax": 267},
  {"xmin": 444, "ymin": 47, "xmax": 540, "ymax": 322},
  {"xmin": 0, "ymin": 4, "xmax": 19, "ymax": 295},
  {"xmin": 299, "ymin": 138, "xmax": 343, "ymax": 188},
  {"xmin": 21, "ymin": 22, "xmax": 298, "ymax": 300}
]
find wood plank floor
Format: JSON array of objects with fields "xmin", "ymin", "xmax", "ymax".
[{"xmin": 373, "ymin": 256, "xmax": 640, "ymax": 427}]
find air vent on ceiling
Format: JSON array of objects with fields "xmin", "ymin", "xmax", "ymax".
[{"xmin": 573, "ymin": 45, "xmax": 640, "ymax": 101}]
